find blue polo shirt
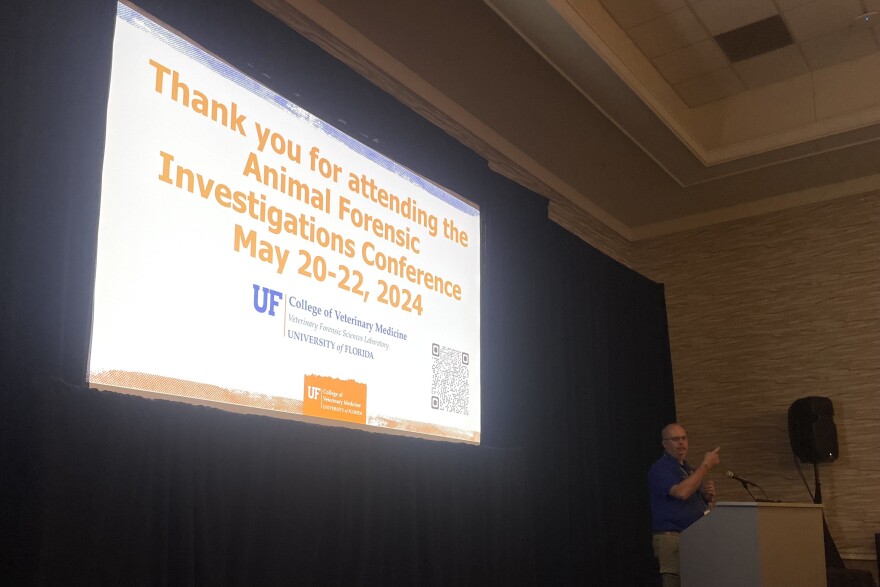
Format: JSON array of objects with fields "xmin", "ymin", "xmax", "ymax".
[{"xmin": 648, "ymin": 452, "xmax": 707, "ymax": 532}]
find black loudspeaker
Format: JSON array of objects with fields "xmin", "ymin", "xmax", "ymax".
[{"xmin": 788, "ymin": 397, "xmax": 839, "ymax": 463}]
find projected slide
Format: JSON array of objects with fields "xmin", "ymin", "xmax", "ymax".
[{"xmin": 89, "ymin": 2, "xmax": 481, "ymax": 443}]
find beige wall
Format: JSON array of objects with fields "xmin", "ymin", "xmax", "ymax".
[{"xmin": 623, "ymin": 191, "xmax": 879, "ymax": 561}]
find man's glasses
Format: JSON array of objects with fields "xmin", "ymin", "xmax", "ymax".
[{"xmin": 663, "ymin": 436, "xmax": 687, "ymax": 442}]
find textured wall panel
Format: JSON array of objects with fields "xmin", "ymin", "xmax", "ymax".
[{"xmin": 632, "ymin": 191, "xmax": 880, "ymax": 559}]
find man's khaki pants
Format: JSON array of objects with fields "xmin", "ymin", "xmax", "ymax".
[{"xmin": 652, "ymin": 532, "xmax": 680, "ymax": 587}]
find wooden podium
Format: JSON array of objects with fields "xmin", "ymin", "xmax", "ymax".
[{"xmin": 680, "ymin": 502, "xmax": 826, "ymax": 587}]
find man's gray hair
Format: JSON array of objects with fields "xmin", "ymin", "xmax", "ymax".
[{"xmin": 661, "ymin": 423, "xmax": 684, "ymax": 441}]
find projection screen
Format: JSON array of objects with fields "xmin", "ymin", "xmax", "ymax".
[{"xmin": 88, "ymin": 2, "xmax": 481, "ymax": 443}]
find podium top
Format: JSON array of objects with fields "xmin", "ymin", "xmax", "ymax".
[{"xmin": 715, "ymin": 501, "xmax": 823, "ymax": 509}]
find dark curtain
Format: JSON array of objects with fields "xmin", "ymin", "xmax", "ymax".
[
  {"xmin": 526, "ymin": 225, "xmax": 676, "ymax": 585},
  {"xmin": 4, "ymin": 379, "xmax": 533, "ymax": 586},
  {"xmin": 2, "ymin": 0, "xmax": 676, "ymax": 584}
]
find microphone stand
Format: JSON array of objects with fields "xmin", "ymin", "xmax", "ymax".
[
  {"xmin": 736, "ymin": 478, "xmax": 777, "ymax": 502},
  {"xmin": 737, "ymin": 478, "xmax": 759, "ymax": 502}
]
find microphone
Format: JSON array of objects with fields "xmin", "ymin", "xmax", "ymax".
[
  {"xmin": 726, "ymin": 471, "xmax": 781, "ymax": 502},
  {"xmin": 726, "ymin": 470, "xmax": 758, "ymax": 486}
]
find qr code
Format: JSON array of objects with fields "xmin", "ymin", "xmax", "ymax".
[{"xmin": 431, "ymin": 343, "xmax": 469, "ymax": 415}]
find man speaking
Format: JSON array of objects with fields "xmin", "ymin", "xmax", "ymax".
[{"xmin": 648, "ymin": 423, "xmax": 720, "ymax": 587}]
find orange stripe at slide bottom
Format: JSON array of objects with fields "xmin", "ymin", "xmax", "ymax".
[{"xmin": 303, "ymin": 375, "xmax": 367, "ymax": 425}]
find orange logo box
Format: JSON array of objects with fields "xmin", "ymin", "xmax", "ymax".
[{"xmin": 303, "ymin": 375, "xmax": 367, "ymax": 425}]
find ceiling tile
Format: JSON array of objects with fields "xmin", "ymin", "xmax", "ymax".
[
  {"xmin": 628, "ymin": 7, "xmax": 708, "ymax": 57},
  {"xmin": 772, "ymin": 0, "xmax": 815, "ymax": 10},
  {"xmin": 692, "ymin": 72, "xmax": 815, "ymax": 146},
  {"xmin": 714, "ymin": 15, "xmax": 794, "ymax": 62},
  {"xmin": 783, "ymin": 0, "xmax": 863, "ymax": 42},
  {"xmin": 652, "ymin": 38, "xmax": 730, "ymax": 83},
  {"xmin": 599, "ymin": 0, "xmax": 686, "ymax": 30},
  {"xmin": 733, "ymin": 45, "xmax": 809, "ymax": 88},
  {"xmin": 674, "ymin": 66, "xmax": 746, "ymax": 105},
  {"xmin": 814, "ymin": 53, "xmax": 880, "ymax": 119},
  {"xmin": 690, "ymin": 0, "xmax": 779, "ymax": 35},
  {"xmin": 801, "ymin": 28, "xmax": 879, "ymax": 70}
]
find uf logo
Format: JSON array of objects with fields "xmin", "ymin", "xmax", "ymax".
[{"xmin": 252, "ymin": 284, "xmax": 283, "ymax": 316}]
